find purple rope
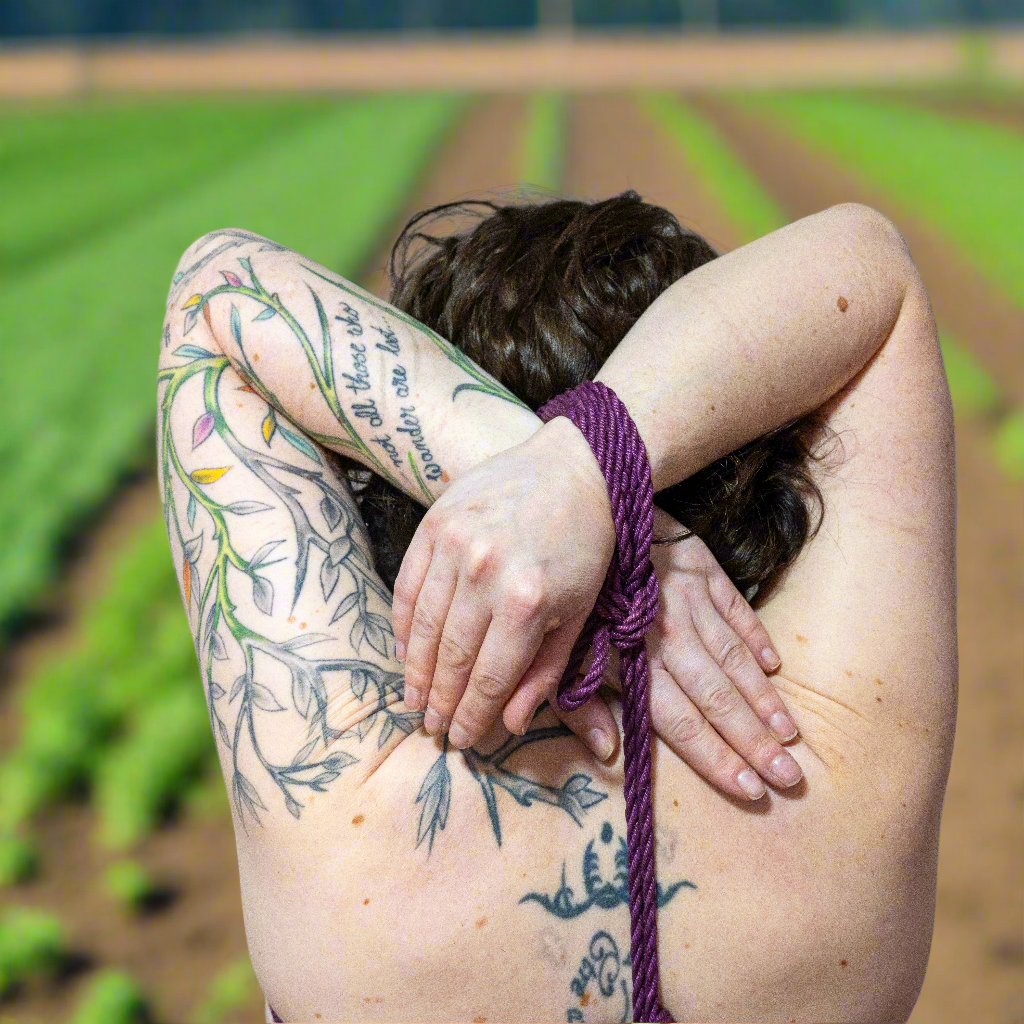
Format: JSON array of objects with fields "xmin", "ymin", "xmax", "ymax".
[
  {"xmin": 538, "ymin": 379, "xmax": 672, "ymax": 1024},
  {"xmin": 272, "ymin": 381, "xmax": 668, "ymax": 1024}
]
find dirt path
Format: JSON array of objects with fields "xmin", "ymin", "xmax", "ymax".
[
  {"xmin": 691, "ymin": 94, "xmax": 1024, "ymax": 409},
  {"xmin": 0, "ymin": 33, "xmax": 997, "ymax": 99},
  {"xmin": 3, "ymin": 95, "xmax": 529, "ymax": 1024},
  {"xmin": 564, "ymin": 94, "xmax": 744, "ymax": 255},
  {"xmin": 360, "ymin": 93, "xmax": 530, "ymax": 300},
  {"xmin": 877, "ymin": 89, "xmax": 1024, "ymax": 134},
  {"xmin": 668, "ymin": 94, "xmax": 1024, "ymax": 1024}
]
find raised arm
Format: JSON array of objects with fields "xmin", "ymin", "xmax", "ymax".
[
  {"xmin": 167, "ymin": 228, "xmax": 540, "ymax": 505},
  {"xmin": 594, "ymin": 201, "xmax": 916, "ymax": 489},
  {"xmin": 394, "ymin": 201, "xmax": 951, "ymax": 771},
  {"xmin": 164, "ymin": 226, "xmax": 793, "ymax": 792}
]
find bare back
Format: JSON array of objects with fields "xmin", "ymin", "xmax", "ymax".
[{"xmin": 158, "ymin": 215, "xmax": 956, "ymax": 1023}]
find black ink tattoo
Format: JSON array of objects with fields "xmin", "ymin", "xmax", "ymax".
[
  {"xmin": 415, "ymin": 709, "xmax": 608, "ymax": 853},
  {"xmin": 373, "ymin": 324, "xmax": 400, "ymax": 355},
  {"xmin": 566, "ymin": 930, "xmax": 631, "ymax": 1023},
  {"xmin": 520, "ymin": 820, "xmax": 695, "ymax": 919},
  {"xmin": 396, "ymin": 405, "xmax": 442, "ymax": 481},
  {"xmin": 391, "ymin": 364, "xmax": 410, "ymax": 398},
  {"xmin": 335, "ymin": 302, "xmax": 363, "ymax": 337}
]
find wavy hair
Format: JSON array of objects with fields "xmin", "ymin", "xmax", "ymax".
[{"xmin": 341, "ymin": 191, "xmax": 832, "ymax": 603}]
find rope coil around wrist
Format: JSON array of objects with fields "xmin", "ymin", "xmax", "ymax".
[{"xmin": 537, "ymin": 380, "xmax": 672, "ymax": 1024}]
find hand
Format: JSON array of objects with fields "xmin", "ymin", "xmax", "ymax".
[
  {"xmin": 641, "ymin": 507, "xmax": 802, "ymax": 801},
  {"xmin": 391, "ymin": 416, "xmax": 620, "ymax": 756}
]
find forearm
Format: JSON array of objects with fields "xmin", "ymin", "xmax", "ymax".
[
  {"xmin": 595, "ymin": 203, "xmax": 923, "ymax": 490},
  {"xmin": 168, "ymin": 229, "xmax": 540, "ymax": 506}
]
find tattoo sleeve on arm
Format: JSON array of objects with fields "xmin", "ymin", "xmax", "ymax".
[
  {"xmin": 158, "ymin": 337, "xmax": 417, "ymax": 826},
  {"xmin": 159, "ymin": 230, "xmax": 608, "ymax": 844},
  {"xmin": 169, "ymin": 230, "xmax": 537, "ymax": 508}
]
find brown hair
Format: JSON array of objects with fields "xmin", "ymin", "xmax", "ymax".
[{"xmin": 345, "ymin": 191, "xmax": 831, "ymax": 603}]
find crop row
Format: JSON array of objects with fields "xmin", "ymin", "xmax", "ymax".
[
  {"xmin": 0, "ymin": 91, "xmax": 464, "ymax": 632},
  {"xmin": 642, "ymin": 90, "xmax": 1023, "ymax": 478}
]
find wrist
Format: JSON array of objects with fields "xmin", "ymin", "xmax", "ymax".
[{"xmin": 533, "ymin": 415, "xmax": 614, "ymax": 537}]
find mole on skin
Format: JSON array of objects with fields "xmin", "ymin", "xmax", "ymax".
[
  {"xmin": 352, "ymin": 814, "xmax": 364, "ymax": 826},
  {"xmin": 837, "ymin": 296, "xmax": 849, "ymax": 312}
]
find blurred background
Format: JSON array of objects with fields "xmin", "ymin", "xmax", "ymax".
[{"xmin": 0, "ymin": 2, "xmax": 1021, "ymax": 1023}]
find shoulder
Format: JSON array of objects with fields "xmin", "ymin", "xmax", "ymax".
[{"xmin": 756, "ymin": 252, "xmax": 957, "ymax": 779}]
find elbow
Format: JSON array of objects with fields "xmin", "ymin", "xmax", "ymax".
[
  {"xmin": 169, "ymin": 226, "xmax": 264, "ymax": 299},
  {"xmin": 826, "ymin": 201, "xmax": 924, "ymax": 292},
  {"xmin": 827, "ymin": 201, "xmax": 939, "ymax": 351},
  {"xmin": 826, "ymin": 202, "xmax": 912, "ymax": 261}
]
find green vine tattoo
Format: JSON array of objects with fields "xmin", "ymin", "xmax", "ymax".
[
  {"xmin": 158, "ymin": 352, "xmax": 409, "ymax": 824},
  {"xmin": 158, "ymin": 239, "xmax": 609, "ymax": 845}
]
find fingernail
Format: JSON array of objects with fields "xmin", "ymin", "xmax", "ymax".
[
  {"xmin": 738, "ymin": 769, "xmax": 767, "ymax": 801},
  {"xmin": 448, "ymin": 721, "xmax": 471, "ymax": 749},
  {"xmin": 404, "ymin": 685, "xmax": 421, "ymax": 710},
  {"xmin": 423, "ymin": 706, "xmax": 444, "ymax": 736},
  {"xmin": 588, "ymin": 728, "xmax": 615, "ymax": 762},
  {"xmin": 762, "ymin": 647, "xmax": 781, "ymax": 671},
  {"xmin": 395, "ymin": 639, "xmax": 406, "ymax": 661},
  {"xmin": 769, "ymin": 711, "xmax": 799, "ymax": 742},
  {"xmin": 770, "ymin": 751, "xmax": 803, "ymax": 788}
]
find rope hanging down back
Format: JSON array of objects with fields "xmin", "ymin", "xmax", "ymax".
[{"xmin": 538, "ymin": 379, "xmax": 672, "ymax": 1024}]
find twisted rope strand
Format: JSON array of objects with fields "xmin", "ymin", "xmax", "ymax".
[{"xmin": 538, "ymin": 380, "xmax": 672, "ymax": 1024}]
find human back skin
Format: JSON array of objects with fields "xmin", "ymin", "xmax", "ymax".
[{"xmin": 157, "ymin": 203, "xmax": 956, "ymax": 1023}]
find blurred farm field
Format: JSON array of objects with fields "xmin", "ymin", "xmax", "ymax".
[
  {"xmin": 0, "ymin": 77, "xmax": 1021, "ymax": 1024},
  {"xmin": 0, "ymin": 91, "xmax": 462, "ymax": 631}
]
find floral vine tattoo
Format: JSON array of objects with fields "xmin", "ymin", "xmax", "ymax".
[
  {"xmin": 158, "ymin": 351, "xmax": 410, "ymax": 824},
  {"xmin": 158, "ymin": 234, "xmax": 609, "ymax": 846}
]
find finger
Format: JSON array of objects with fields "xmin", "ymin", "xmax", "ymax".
[
  {"xmin": 649, "ymin": 664, "xmax": 766, "ymax": 802},
  {"xmin": 446, "ymin": 590, "xmax": 548, "ymax": 749},
  {"xmin": 423, "ymin": 574, "xmax": 493, "ymax": 734},
  {"xmin": 550, "ymin": 690, "xmax": 619, "ymax": 763},
  {"xmin": 403, "ymin": 555, "xmax": 458, "ymax": 726},
  {"xmin": 706, "ymin": 570, "xmax": 782, "ymax": 675},
  {"xmin": 501, "ymin": 616, "xmax": 586, "ymax": 735},
  {"xmin": 391, "ymin": 521, "xmax": 435, "ymax": 665},
  {"xmin": 690, "ymin": 592, "xmax": 799, "ymax": 744},
  {"xmin": 665, "ymin": 638, "xmax": 803, "ymax": 790}
]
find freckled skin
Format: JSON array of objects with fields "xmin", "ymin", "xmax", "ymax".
[{"xmin": 172, "ymin": 209, "xmax": 954, "ymax": 1024}]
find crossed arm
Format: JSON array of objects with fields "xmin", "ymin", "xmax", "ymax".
[{"xmin": 158, "ymin": 202, "xmax": 953, "ymax": 823}]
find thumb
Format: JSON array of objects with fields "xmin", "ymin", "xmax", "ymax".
[{"xmin": 550, "ymin": 690, "xmax": 619, "ymax": 763}]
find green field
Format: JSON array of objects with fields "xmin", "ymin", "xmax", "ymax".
[
  {"xmin": 735, "ymin": 88, "xmax": 1024, "ymax": 306},
  {"xmin": 0, "ymin": 81, "xmax": 1020, "ymax": 1022},
  {"xmin": 645, "ymin": 89, "xmax": 1023, "ymax": 477},
  {"xmin": 0, "ymin": 92, "xmax": 463, "ymax": 632}
]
